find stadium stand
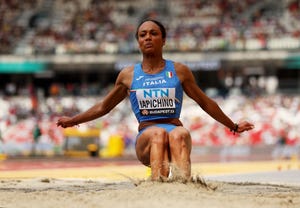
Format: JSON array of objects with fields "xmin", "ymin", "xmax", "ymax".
[
  {"xmin": 0, "ymin": 0, "xmax": 300, "ymax": 158},
  {"xmin": 1, "ymin": 0, "xmax": 300, "ymax": 55}
]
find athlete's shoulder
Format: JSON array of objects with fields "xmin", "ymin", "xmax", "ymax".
[
  {"xmin": 118, "ymin": 65, "xmax": 134, "ymax": 77},
  {"xmin": 172, "ymin": 61, "xmax": 188, "ymax": 69},
  {"xmin": 121, "ymin": 65, "xmax": 135, "ymax": 72},
  {"xmin": 172, "ymin": 61, "xmax": 190, "ymax": 74},
  {"xmin": 171, "ymin": 61, "xmax": 192, "ymax": 82},
  {"xmin": 116, "ymin": 65, "xmax": 135, "ymax": 87}
]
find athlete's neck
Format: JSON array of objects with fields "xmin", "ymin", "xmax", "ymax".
[{"xmin": 142, "ymin": 57, "xmax": 165, "ymax": 74}]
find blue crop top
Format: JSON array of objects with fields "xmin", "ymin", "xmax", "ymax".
[{"xmin": 129, "ymin": 59, "xmax": 183, "ymax": 123}]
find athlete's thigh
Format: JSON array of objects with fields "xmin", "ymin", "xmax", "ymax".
[{"xmin": 135, "ymin": 126, "xmax": 166, "ymax": 166}]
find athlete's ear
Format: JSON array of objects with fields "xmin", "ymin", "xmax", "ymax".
[{"xmin": 162, "ymin": 38, "xmax": 166, "ymax": 46}]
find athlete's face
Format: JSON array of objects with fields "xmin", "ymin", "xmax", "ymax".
[{"xmin": 136, "ymin": 21, "xmax": 165, "ymax": 55}]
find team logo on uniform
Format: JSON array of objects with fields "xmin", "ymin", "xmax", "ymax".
[
  {"xmin": 141, "ymin": 109, "xmax": 149, "ymax": 115},
  {"xmin": 166, "ymin": 71, "xmax": 173, "ymax": 78}
]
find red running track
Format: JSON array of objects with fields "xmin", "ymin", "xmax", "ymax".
[{"xmin": 0, "ymin": 157, "xmax": 140, "ymax": 171}]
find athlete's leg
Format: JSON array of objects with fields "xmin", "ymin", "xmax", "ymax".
[
  {"xmin": 135, "ymin": 126, "xmax": 170, "ymax": 180},
  {"xmin": 168, "ymin": 126, "xmax": 192, "ymax": 179}
]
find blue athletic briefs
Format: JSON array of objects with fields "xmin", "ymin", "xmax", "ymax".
[{"xmin": 136, "ymin": 123, "xmax": 177, "ymax": 140}]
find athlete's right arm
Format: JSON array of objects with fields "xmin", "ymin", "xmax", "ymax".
[{"xmin": 56, "ymin": 67, "xmax": 133, "ymax": 128}]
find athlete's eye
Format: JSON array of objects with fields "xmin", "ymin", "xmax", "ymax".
[
  {"xmin": 138, "ymin": 30, "xmax": 159, "ymax": 38},
  {"xmin": 139, "ymin": 33, "xmax": 146, "ymax": 38},
  {"xmin": 151, "ymin": 31, "xmax": 158, "ymax": 36}
]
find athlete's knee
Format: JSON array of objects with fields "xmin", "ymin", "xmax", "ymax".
[{"xmin": 169, "ymin": 129, "xmax": 191, "ymax": 148}]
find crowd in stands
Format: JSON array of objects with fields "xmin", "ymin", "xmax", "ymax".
[
  {"xmin": 1, "ymin": 0, "xmax": 300, "ymax": 158},
  {"xmin": 0, "ymin": 0, "xmax": 37, "ymax": 54},
  {"xmin": 1, "ymin": 85, "xmax": 300, "ymax": 150},
  {"xmin": 1, "ymin": 0, "xmax": 300, "ymax": 55}
]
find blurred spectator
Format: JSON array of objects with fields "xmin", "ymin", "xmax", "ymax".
[
  {"xmin": 31, "ymin": 121, "xmax": 42, "ymax": 156},
  {"xmin": 2, "ymin": 89, "xmax": 300, "ymax": 149},
  {"xmin": 0, "ymin": 0, "xmax": 300, "ymax": 157},
  {"xmin": 2, "ymin": 0, "xmax": 300, "ymax": 54}
]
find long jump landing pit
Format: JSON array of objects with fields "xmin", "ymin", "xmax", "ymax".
[{"xmin": 0, "ymin": 159, "xmax": 300, "ymax": 208}]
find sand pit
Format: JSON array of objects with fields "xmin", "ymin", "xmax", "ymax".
[
  {"xmin": 1, "ymin": 160, "xmax": 300, "ymax": 207},
  {"xmin": 0, "ymin": 176, "xmax": 300, "ymax": 208}
]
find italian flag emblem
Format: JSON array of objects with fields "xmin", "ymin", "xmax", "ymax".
[{"xmin": 166, "ymin": 71, "xmax": 173, "ymax": 78}]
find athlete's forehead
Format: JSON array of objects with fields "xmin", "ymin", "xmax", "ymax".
[{"xmin": 138, "ymin": 21, "xmax": 161, "ymax": 33}]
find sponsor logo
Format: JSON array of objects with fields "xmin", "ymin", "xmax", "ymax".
[
  {"xmin": 136, "ymin": 75, "xmax": 144, "ymax": 81},
  {"xmin": 136, "ymin": 88, "xmax": 176, "ymax": 115}
]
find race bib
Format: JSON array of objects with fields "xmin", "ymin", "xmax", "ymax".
[{"xmin": 136, "ymin": 88, "xmax": 176, "ymax": 116}]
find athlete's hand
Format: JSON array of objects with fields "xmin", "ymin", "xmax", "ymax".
[
  {"xmin": 236, "ymin": 121, "xmax": 254, "ymax": 133},
  {"xmin": 56, "ymin": 116, "xmax": 77, "ymax": 128}
]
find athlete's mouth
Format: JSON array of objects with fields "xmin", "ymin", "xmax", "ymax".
[{"xmin": 145, "ymin": 43, "xmax": 153, "ymax": 48}]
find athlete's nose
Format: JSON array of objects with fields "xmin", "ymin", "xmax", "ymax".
[{"xmin": 145, "ymin": 32, "xmax": 152, "ymax": 40}]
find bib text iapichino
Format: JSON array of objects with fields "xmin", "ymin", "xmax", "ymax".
[{"xmin": 136, "ymin": 88, "xmax": 176, "ymax": 116}]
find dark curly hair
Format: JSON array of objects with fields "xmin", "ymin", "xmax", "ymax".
[{"xmin": 135, "ymin": 19, "xmax": 166, "ymax": 40}]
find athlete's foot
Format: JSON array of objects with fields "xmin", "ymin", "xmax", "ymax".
[{"xmin": 151, "ymin": 175, "xmax": 168, "ymax": 182}]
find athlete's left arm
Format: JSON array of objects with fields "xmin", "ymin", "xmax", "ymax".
[{"xmin": 175, "ymin": 62, "xmax": 237, "ymax": 131}]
